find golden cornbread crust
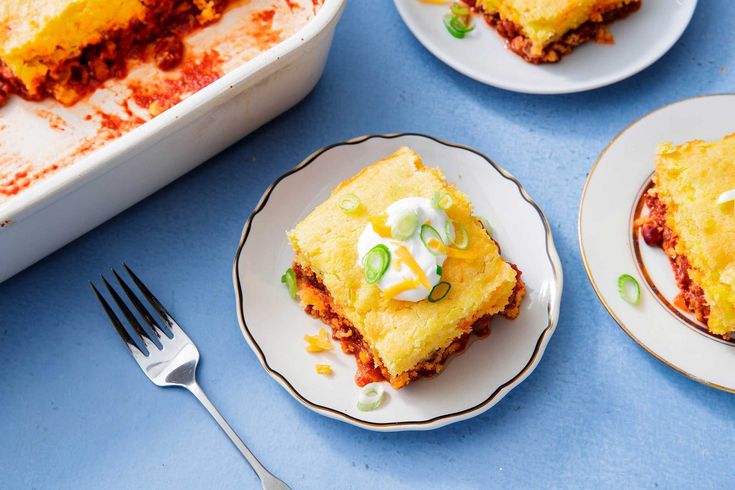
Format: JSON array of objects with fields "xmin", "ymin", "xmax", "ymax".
[
  {"xmin": 287, "ymin": 147, "xmax": 525, "ymax": 386},
  {"xmin": 294, "ymin": 262, "xmax": 526, "ymax": 389},
  {"xmin": 469, "ymin": 0, "xmax": 641, "ymax": 64},
  {"xmin": 643, "ymin": 134, "xmax": 735, "ymax": 336},
  {"xmin": 0, "ymin": 0, "xmax": 228, "ymax": 107}
]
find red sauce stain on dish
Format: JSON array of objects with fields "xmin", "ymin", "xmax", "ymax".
[
  {"xmin": 1, "ymin": 50, "xmax": 224, "ymax": 198},
  {"xmin": 127, "ymin": 50, "xmax": 224, "ymax": 116},
  {"xmin": 51, "ymin": 134, "xmax": 110, "ymax": 174},
  {"xmin": 249, "ymin": 9, "xmax": 283, "ymax": 50},
  {"xmin": 94, "ymin": 107, "xmax": 146, "ymax": 136},
  {"xmin": 283, "ymin": 0, "xmax": 302, "ymax": 12},
  {"xmin": 34, "ymin": 109, "xmax": 68, "ymax": 131},
  {"xmin": 0, "ymin": 162, "xmax": 60, "ymax": 197}
]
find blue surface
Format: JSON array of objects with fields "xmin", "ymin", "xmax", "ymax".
[{"xmin": 2, "ymin": 1, "xmax": 735, "ymax": 488}]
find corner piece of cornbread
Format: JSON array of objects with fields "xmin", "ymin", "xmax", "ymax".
[
  {"xmin": 287, "ymin": 147, "xmax": 525, "ymax": 388},
  {"xmin": 0, "ymin": 0, "xmax": 147, "ymax": 95},
  {"xmin": 652, "ymin": 134, "xmax": 735, "ymax": 335}
]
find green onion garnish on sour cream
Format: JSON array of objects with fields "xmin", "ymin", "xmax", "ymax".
[
  {"xmin": 363, "ymin": 244, "xmax": 391, "ymax": 284},
  {"xmin": 391, "ymin": 210, "xmax": 419, "ymax": 241},
  {"xmin": 420, "ymin": 224, "xmax": 445, "ymax": 256}
]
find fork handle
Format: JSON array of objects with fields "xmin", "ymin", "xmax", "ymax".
[{"xmin": 186, "ymin": 382, "xmax": 290, "ymax": 490}]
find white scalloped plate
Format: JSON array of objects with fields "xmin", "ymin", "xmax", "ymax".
[
  {"xmin": 579, "ymin": 94, "xmax": 735, "ymax": 393},
  {"xmin": 393, "ymin": 0, "xmax": 696, "ymax": 94},
  {"xmin": 234, "ymin": 133, "xmax": 563, "ymax": 431}
]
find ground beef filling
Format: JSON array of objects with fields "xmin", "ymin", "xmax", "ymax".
[
  {"xmin": 293, "ymin": 262, "xmax": 526, "ymax": 389},
  {"xmin": 641, "ymin": 192, "xmax": 711, "ymax": 324},
  {"xmin": 0, "ymin": 0, "xmax": 228, "ymax": 107},
  {"xmin": 465, "ymin": 0, "xmax": 642, "ymax": 64}
]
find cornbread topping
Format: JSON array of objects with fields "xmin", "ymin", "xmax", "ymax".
[
  {"xmin": 358, "ymin": 197, "xmax": 448, "ymax": 302},
  {"xmin": 287, "ymin": 147, "xmax": 525, "ymax": 388}
]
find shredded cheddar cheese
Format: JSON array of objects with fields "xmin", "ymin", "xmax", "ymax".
[
  {"xmin": 446, "ymin": 247, "xmax": 476, "ymax": 259},
  {"xmin": 304, "ymin": 328, "xmax": 333, "ymax": 353},
  {"xmin": 368, "ymin": 215, "xmax": 392, "ymax": 238},
  {"xmin": 394, "ymin": 245, "xmax": 431, "ymax": 289},
  {"xmin": 315, "ymin": 364, "xmax": 333, "ymax": 375},
  {"xmin": 383, "ymin": 279, "xmax": 420, "ymax": 300}
]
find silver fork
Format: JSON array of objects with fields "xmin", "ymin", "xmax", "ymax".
[{"xmin": 90, "ymin": 264, "xmax": 289, "ymax": 490}]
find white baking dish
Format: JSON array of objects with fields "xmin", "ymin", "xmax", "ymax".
[{"xmin": 0, "ymin": 0, "xmax": 345, "ymax": 282}]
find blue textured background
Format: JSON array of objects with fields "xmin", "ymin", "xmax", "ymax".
[{"xmin": 2, "ymin": 1, "xmax": 734, "ymax": 488}]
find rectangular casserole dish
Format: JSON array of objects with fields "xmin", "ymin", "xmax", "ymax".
[{"xmin": 0, "ymin": 0, "xmax": 345, "ymax": 282}]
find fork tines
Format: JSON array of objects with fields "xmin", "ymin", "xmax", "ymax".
[{"xmin": 90, "ymin": 264, "xmax": 177, "ymax": 356}]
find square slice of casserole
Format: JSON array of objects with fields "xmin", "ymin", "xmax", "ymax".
[
  {"xmin": 0, "ymin": 0, "xmax": 223, "ymax": 106},
  {"xmin": 287, "ymin": 147, "xmax": 525, "ymax": 389},
  {"xmin": 644, "ymin": 134, "xmax": 735, "ymax": 336},
  {"xmin": 472, "ymin": 0, "xmax": 642, "ymax": 63}
]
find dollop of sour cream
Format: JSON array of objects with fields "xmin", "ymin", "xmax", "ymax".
[{"xmin": 357, "ymin": 197, "xmax": 449, "ymax": 302}]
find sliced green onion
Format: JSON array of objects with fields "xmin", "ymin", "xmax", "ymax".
[
  {"xmin": 338, "ymin": 193, "xmax": 361, "ymax": 213},
  {"xmin": 428, "ymin": 281, "xmax": 451, "ymax": 303},
  {"xmin": 391, "ymin": 211, "xmax": 419, "ymax": 241},
  {"xmin": 363, "ymin": 244, "xmax": 391, "ymax": 284},
  {"xmin": 436, "ymin": 265, "xmax": 443, "ymax": 276},
  {"xmin": 357, "ymin": 382, "xmax": 385, "ymax": 411},
  {"xmin": 716, "ymin": 189, "xmax": 735, "ymax": 205},
  {"xmin": 281, "ymin": 268, "xmax": 297, "ymax": 299},
  {"xmin": 449, "ymin": 14, "xmax": 475, "ymax": 33},
  {"xmin": 450, "ymin": 3, "xmax": 470, "ymax": 16},
  {"xmin": 618, "ymin": 274, "xmax": 641, "ymax": 305},
  {"xmin": 420, "ymin": 224, "xmax": 445, "ymax": 256},
  {"xmin": 478, "ymin": 217, "xmax": 493, "ymax": 237},
  {"xmin": 432, "ymin": 191, "xmax": 454, "ymax": 210},
  {"xmin": 443, "ymin": 14, "xmax": 465, "ymax": 38},
  {"xmin": 445, "ymin": 220, "xmax": 469, "ymax": 249}
]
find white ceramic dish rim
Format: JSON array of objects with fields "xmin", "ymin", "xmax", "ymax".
[
  {"xmin": 392, "ymin": 0, "xmax": 697, "ymax": 95},
  {"xmin": 578, "ymin": 93, "xmax": 735, "ymax": 394},
  {"xmin": 0, "ymin": 0, "xmax": 345, "ymax": 223},
  {"xmin": 232, "ymin": 133, "xmax": 563, "ymax": 430}
]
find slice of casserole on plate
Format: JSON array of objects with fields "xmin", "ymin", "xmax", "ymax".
[
  {"xmin": 287, "ymin": 147, "xmax": 525, "ymax": 389},
  {"xmin": 470, "ymin": 0, "xmax": 642, "ymax": 63},
  {"xmin": 641, "ymin": 134, "xmax": 735, "ymax": 337}
]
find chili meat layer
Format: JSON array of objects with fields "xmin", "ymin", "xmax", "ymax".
[
  {"xmin": 641, "ymin": 192, "xmax": 712, "ymax": 326},
  {"xmin": 294, "ymin": 262, "xmax": 526, "ymax": 389},
  {"xmin": 468, "ymin": 0, "xmax": 641, "ymax": 64}
]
